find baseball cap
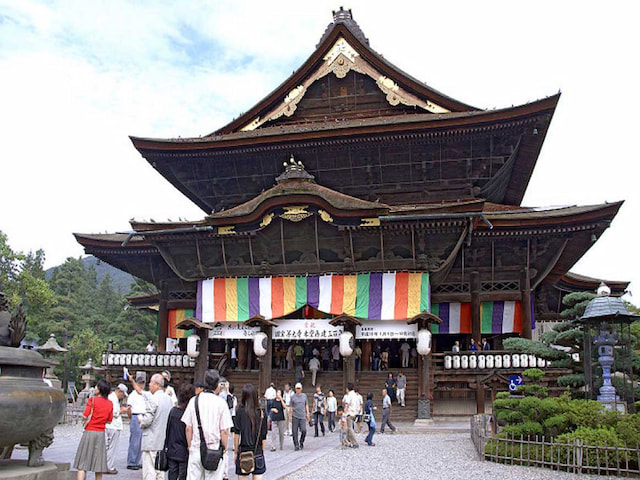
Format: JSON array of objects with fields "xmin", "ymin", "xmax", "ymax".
[
  {"xmin": 117, "ymin": 384, "xmax": 128, "ymax": 396},
  {"xmin": 295, "ymin": 383, "xmax": 303, "ymax": 389}
]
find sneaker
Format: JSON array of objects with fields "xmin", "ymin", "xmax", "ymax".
[
  {"xmin": 270, "ymin": 447, "xmax": 276, "ymax": 452},
  {"xmin": 294, "ymin": 446, "xmax": 300, "ymax": 451}
]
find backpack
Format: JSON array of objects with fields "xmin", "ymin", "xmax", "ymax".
[{"xmin": 227, "ymin": 394, "xmax": 235, "ymax": 410}]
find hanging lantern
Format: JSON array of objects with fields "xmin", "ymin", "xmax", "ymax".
[
  {"xmin": 416, "ymin": 329, "xmax": 432, "ymax": 356},
  {"xmin": 339, "ymin": 331, "xmax": 354, "ymax": 357},
  {"xmin": 254, "ymin": 332, "xmax": 268, "ymax": 357},
  {"xmin": 187, "ymin": 335, "xmax": 200, "ymax": 358}
]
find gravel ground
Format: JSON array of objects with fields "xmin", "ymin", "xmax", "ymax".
[{"xmin": 281, "ymin": 432, "xmax": 619, "ymax": 480}]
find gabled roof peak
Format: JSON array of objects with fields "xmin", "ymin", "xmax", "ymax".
[{"xmin": 318, "ymin": 7, "xmax": 368, "ymax": 47}]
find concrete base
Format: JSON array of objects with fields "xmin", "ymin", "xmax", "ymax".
[
  {"xmin": 413, "ymin": 419, "xmax": 434, "ymax": 426},
  {"xmin": 0, "ymin": 460, "xmax": 73, "ymax": 480}
]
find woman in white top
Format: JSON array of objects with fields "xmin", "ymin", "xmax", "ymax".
[{"xmin": 326, "ymin": 390, "xmax": 338, "ymax": 432}]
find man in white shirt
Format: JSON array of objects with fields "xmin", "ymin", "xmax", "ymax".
[
  {"xmin": 146, "ymin": 340, "xmax": 156, "ymax": 352},
  {"xmin": 343, "ymin": 383, "xmax": 360, "ymax": 448},
  {"xmin": 308, "ymin": 356, "xmax": 321, "ymax": 386},
  {"xmin": 131, "ymin": 373, "xmax": 173, "ymax": 480},
  {"xmin": 400, "ymin": 341, "xmax": 411, "ymax": 368},
  {"xmin": 282, "ymin": 383, "xmax": 293, "ymax": 436},
  {"xmin": 182, "ymin": 370, "xmax": 233, "ymax": 480},
  {"xmin": 126, "ymin": 376, "xmax": 147, "ymax": 470},
  {"xmin": 105, "ymin": 384, "xmax": 128, "ymax": 474}
]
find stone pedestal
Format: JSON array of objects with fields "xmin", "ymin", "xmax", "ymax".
[{"xmin": 0, "ymin": 460, "xmax": 74, "ymax": 480}]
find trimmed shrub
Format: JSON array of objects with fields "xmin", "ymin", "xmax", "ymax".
[{"xmin": 503, "ymin": 421, "xmax": 543, "ymax": 438}]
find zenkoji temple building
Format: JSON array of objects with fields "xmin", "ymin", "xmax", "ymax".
[{"xmin": 76, "ymin": 9, "xmax": 627, "ymax": 419}]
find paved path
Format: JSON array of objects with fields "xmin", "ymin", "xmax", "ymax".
[{"xmin": 11, "ymin": 420, "xmax": 620, "ymax": 480}]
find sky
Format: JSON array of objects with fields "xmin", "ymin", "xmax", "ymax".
[{"xmin": 1, "ymin": 0, "xmax": 639, "ymax": 298}]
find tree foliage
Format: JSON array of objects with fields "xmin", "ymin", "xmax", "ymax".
[{"xmin": 0, "ymin": 231, "xmax": 157, "ymax": 387}]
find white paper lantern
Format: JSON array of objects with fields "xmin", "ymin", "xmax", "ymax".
[
  {"xmin": 461, "ymin": 355, "xmax": 469, "ymax": 369},
  {"xmin": 176, "ymin": 355, "xmax": 183, "ymax": 367},
  {"xmin": 512, "ymin": 354, "xmax": 520, "ymax": 368},
  {"xmin": 126, "ymin": 354, "xmax": 132, "ymax": 365},
  {"xmin": 444, "ymin": 355, "xmax": 452, "ymax": 369},
  {"xmin": 486, "ymin": 355, "xmax": 494, "ymax": 369},
  {"xmin": 144, "ymin": 354, "xmax": 150, "ymax": 366},
  {"xmin": 254, "ymin": 332, "xmax": 268, "ymax": 357},
  {"xmin": 150, "ymin": 355, "xmax": 156, "ymax": 367},
  {"xmin": 537, "ymin": 357, "xmax": 545, "ymax": 368},
  {"xmin": 502, "ymin": 354, "xmax": 510, "ymax": 368},
  {"xmin": 416, "ymin": 329, "xmax": 432, "ymax": 356},
  {"xmin": 470, "ymin": 355, "xmax": 478, "ymax": 369},
  {"xmin": 453, "ymin": 355, "xmax": 461, "ymax": 369},
  {"xmin": 107, "ymin": 354, "xmax": 114, "ymax": 366},
  {"xmin": 187, "ymin": 336, "xmax": 200, "ymax": 358},
  {"xmin": 475, "ymin": 355, "xmax": 483, "ymax": 369},
  {"xmin": 495, "ymin": 355, "xmax": 502, "ymax": 368},
  {"xmin": 529, "ymin": 355, "xmax": 537, "ymax": 367},
  {"xmin": 183, "ymin": 355, "xmax": 190, "ymax": 366},
  {"xmin": 132, "ymin": 354, "xmax": 139, "ymax": 366},
  {"xmin": 170, "ymin": 355, "xmax": 177, "ymax": 367},
  {"xmin": 520, "ymin": 354, "xmax": 529, "ymax": 368},
  {"xmin": 339, "ymin": 331, "xmax": 354, "ymax": 357},
  {"xmin": 157, "ymin": 355, "xmax": 163, "ymax": 367}
]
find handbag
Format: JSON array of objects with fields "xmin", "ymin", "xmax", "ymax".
[
  {"xmin": 195, "ymin": 395, "xmax": 224, "ymax": 471},
  {"xmin": 239, "ymin": 409, "xmax": 263, "ymax": 474},
  {"xmin": 154, "ymin": 410, "xmax": 171, "ymax": 472},
  {"xmin": 83, "ymin": 398, "xmax": 94, "ymax": 429}
]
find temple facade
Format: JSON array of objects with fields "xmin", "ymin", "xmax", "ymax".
[{"xmin": 76, "ymin": 9, "xmax": 626, "ymax": 418}]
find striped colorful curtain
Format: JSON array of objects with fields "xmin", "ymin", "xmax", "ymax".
[
  {"xmin": 196, "ymin": 272, "xmax": 430, "ymax": 322},
  {"xmin": 430, "ymin": 301, "xmax": 525, "ymax": 334},
  {"xmin": 168, "ymin": 309, "xmax": 195, "ymax": 338}
]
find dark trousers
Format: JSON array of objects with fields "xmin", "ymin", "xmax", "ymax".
[
  {"xmin": 365, "ymin": 423, "xmax": 375, "ymax": 445},
  {"xmin": 127, "ymin": 414, "xmax": 142, "ymax": 467},
  {"xmin": 168, "ymin": 459, "xmax": 187, "ymax": 480},
  {"xmin": 380, "ymin": 408, "xmax": 396, "ymax": 433},
  {"xmin": 327, "ymin": 411, "xmax": 336, "ymax": 432},
  {"xmin": 292, "ymin": 417, "xmax": 307, "ymax": 448},
  {"xmin": 313, "ymin": 412, "xmax": 325, "ymax": 436}
]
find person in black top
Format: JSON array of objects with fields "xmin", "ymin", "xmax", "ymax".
[
  {"xmin": 268, "ymin": 390, "xmax": 286, "ymax": 451},
  {"xmin": 166, "ymin": 384, "xmax": 195, "ymax": 480},
  {"xmin": 233, "ymin": 384, "xmax": 268, "ymax": 479}
]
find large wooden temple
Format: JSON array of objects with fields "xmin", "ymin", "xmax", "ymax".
[{"xmin": 76, "ymin": 8, "xmax": 627, "ymax": 418}]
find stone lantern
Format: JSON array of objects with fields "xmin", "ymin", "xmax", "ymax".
[
  {"xmin": 36, "ymin": 333, "xmax": 68, "ymax": 389},
  {"xmin": 579, "ymin": 283, "xmax": 638, "ymax": 412}
]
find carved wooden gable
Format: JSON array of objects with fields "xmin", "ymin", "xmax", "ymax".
[{"xmin": 239, "ymin": 36, "xmax": 451, "ymax": 132}]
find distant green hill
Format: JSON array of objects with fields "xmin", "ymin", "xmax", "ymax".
[{"xmin": 46, "ymin": 255, "xmax": 136, "ymax": 294}]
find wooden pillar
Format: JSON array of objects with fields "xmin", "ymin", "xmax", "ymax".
[
  {"xmin": 476, "ymin": 376, "xmax": 485, "ymax": 414},
  {"xmin": 362, "ymin": 340, "xmax": 371, "ymax": 371},
  {"xmin": 194, "ymin": 329, "xmax": 209, "ymax": 383},
  {"xmin": 520, "ymin": 268, "xmax": 532, "ymax": 340},
  {"xmin": 259, "ymin": 326, "xmax": 273, "ymax": 395},
  {"xmin": 158, "ymin": 281, "xmax": 169, "ymax": 352},
  {"xmin": 471, "ymin": 271, "xmax": 481, "ymax": 343},
  {"xmin": 237, "ymin": 340, "xmax": 247, "ymax": 370}
]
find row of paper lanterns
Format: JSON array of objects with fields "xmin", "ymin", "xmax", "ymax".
[
  {"xmin": 102, "ymin": 353, "xmax": 196, "ymax": 368},
  {"xmin": 443, "ymin": 353, "xmax": 547, "ymax": 370}
]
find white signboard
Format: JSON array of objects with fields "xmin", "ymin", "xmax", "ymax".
[
  {"xmin": 207, "ymin": 322, "xmax": 260, "ymax": 339},
  {"xmin": 273, "ymin": 319, "xmax": 343, "ymax": 340},
  {"xmin": 356, "ymin": 321, "xmax": 417, "ymax": 340}
]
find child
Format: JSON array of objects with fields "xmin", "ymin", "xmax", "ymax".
[{"xmin": 337, "ymin": 406, "xmax": 351, "ymax": 448}]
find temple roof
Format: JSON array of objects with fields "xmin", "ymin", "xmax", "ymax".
[{"xmin": 129, "ymin": 10, "xmax": 559, "ymax": 213}]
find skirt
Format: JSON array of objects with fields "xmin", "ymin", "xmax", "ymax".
[{"xmin": 74, "ymin": 430, "xmax": 108, "ymax": 472}]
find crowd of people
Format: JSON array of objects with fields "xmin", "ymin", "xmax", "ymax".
[{"xmin": 73, "ymin": 365, "xmax": 410, "ymax": 480}]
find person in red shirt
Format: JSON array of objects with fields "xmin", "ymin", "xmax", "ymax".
[{"xmin": 74, "ymin": 379, "xmax": 114, "ymax": 480}]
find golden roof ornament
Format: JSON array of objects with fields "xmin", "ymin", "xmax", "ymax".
[{"xmin": 275, "ymin": 155, "xmax": 315, "ymax": 183}]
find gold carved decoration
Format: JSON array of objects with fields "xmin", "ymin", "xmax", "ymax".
[
  {"xmin": 259, "ymin": 212, "xmax": 274, "ymax": 228},
  {"xmin": 280, "ymin": 205, "xmax": 312, "ymax": 223},
  {"xmin": 318, "ymin": 209, "xmax": 333, "ymax": 223},
  {"xmin": 239, "ymin": 36, "xmax": 450, "ymax": 131},
  {"xmin": 360, "ymin": 218, "xmax": 380, "ymax": 227},
  {"xmin": 218, "ymin": 226, "xmax": 236, "ymax": 235}
]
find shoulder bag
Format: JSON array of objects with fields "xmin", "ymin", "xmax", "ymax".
[
  {"xmin": 196, "ymin": 395, "xmax": 225, "ymax": 471},
  {"xmin": 362, "ymin": 403, "xmax": 371, "ymax": 424},
  {"xmin": 83, "ymin": 398, "xmax": 94, "ymax": 429},
  {"xmin": 154, "ymin": 410, "xmax": 171, "ymax": 471},
  {"xmin": 239, "ymin": 409, "xmax": 263, "ymax": 474}
]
